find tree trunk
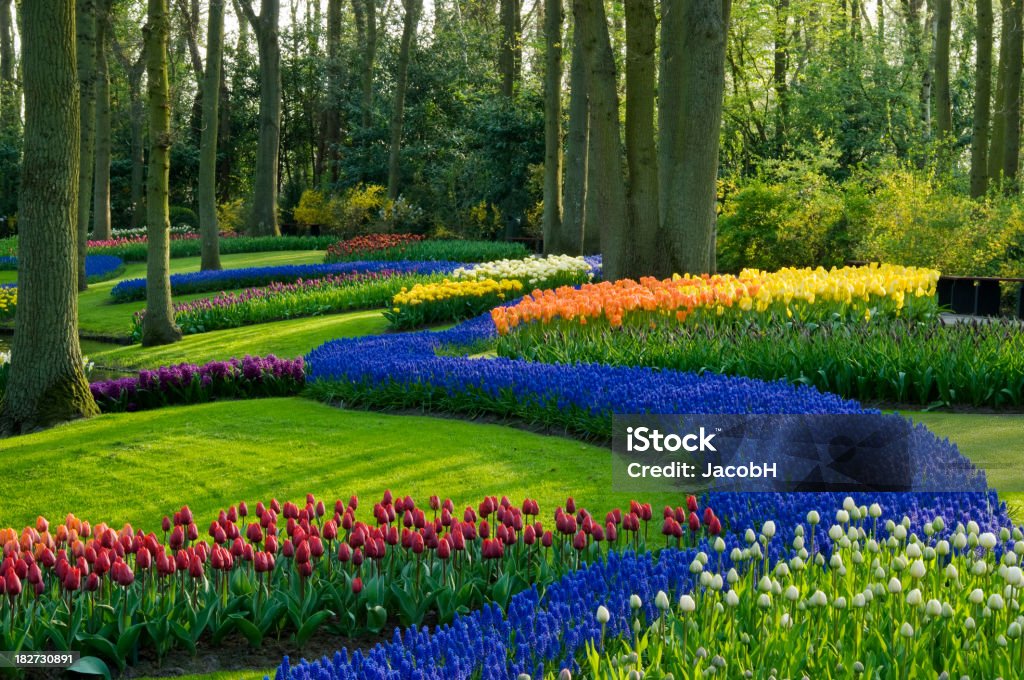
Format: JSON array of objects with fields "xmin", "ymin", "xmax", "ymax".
[
  {"xmin": 142, "ymin": 0, "xmax": 182, "ymax": 347},
  {"xmin": 240, "ymin": 0, "xmax": 282, "ymax": 235},
  {"xmin": 562, "ymin": 25, "xmax": 587, "ymax": 255},
  {"xmin": 1, "ymin": 0, "xmax": 99, "ymax": 435},
  {"xmin": 657, "ymin": 0, "xmax": 731, "ymax": 277},
  {"xmin": 76, "ymin": 0, "xmax": 97, "ymax": 291},
  {"xmin": 573, "ymin": 0, "xmax": 628, "ymax": 281},
  {"xmin": 0, "ymin": 0, "xmax": 18, "ymax": 135},
  {"xmin": 357, "ymin": 0, "xmax": 378, "ymax": 132},
  {"xmin": 933, "ymin": 0, "xmax": 952, "ymax": 138},
  {"xmin": 622, "ymin": 0, "xmax": 657, "ymax": 278},
  {"xmin": 92, "ymin": 0, "xmax": 112, "ymax": 241},
  {"xmin": 500, "ymin": 0, "xmax": 521, "ymax": 97},
  {"xmin": 387, "ymin": 0, "xmax": 422, "ymax": 201},
  {"xmin": 199, "ymin": 0, "xmax": 224, "ymax": 270},
  {"xmin": 972, "ymin": 0, "xmax": 994, "ymax": 197},
  {"xmin": 321, "ymin": 0, "xmax": 343, "ymax": 182},
  {"xmin": 1004, "ymin": 0, "xmax": 1024, "ymax": 185},
  {"xmin": 772, "ymin": 0, "xmax": 789, "ymax": 148},
  {"xmin": 990, "ymin": 0, "xmax": 1010, "ymax": 181},
  {"xmin": 541, "ymin": 0, "xmax": 564, "ymax": 254}
]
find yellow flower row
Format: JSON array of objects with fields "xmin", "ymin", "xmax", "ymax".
[
  {"xmin": 0, "ymin": 287, "xmax": 16, "ymax": 320},
  {"xmin": 393, "ymin": 278, "xmax": 523, "ymax": 307}
]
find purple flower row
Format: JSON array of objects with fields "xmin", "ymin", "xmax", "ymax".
[{"xmin": 90, "ymin": 355, "xmax": 305, "ymax": 413}]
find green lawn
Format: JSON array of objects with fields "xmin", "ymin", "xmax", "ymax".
[
  {"xmin": 2, "ymin": 250, "xmax": 326, "ymax": 338},
  {"xmin": 81, "ymin": 309, "xmax": 389, "ymax": 369}
]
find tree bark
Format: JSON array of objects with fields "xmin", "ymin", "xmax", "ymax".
[
  {"xmin": 541, "ymin": 0, "xmax": 564, "ymax": 254},
  {"xmin": 1003, "ymin": 0, "xmax": 1024, "ymax": 185},
  {"xmin": 1, "ymin": 0, "xmax": 99, "ymax": 435},
  {"xmin": 113, "ymin": 36, "xmax": 147, "ymax": 229},
  {"xmin": 990, "ymin": 0, "xmax": 1010, "ymax": 180},
  {"xmin": 657, "ymin": 0, "xmax": 731, "ymax": 277},
  {"xmin": 92, "ymin": 0, "xmax": 113, "ymax": 241},
  {"xmin": 142, "ymin": 0, "xmax": 182, "ymax": 347},
  {"xmin": 320, "ymin": 0, "xmax": 343, "ymax": 182},
  {"xmin": 499, "ymin": 0, "xmax": 521, "ymax": 97},
  {"xmin": 972, "ymin": 0, "xmax": 994, "ymax": 197},
  {"xmin": 622, "ymin": 0, "xmax": 657, "ymax": 277},
  {"xmin": 76, "ymin": 0, "xmax": 97, "ymax": 291},
  {"xmin": 356, "ymin": 0, "xmax": 378, "ymax": 132},
  {"xmin": 0, "ymin": 0, "xmax": 18, "ymax": 135},
  {"xmin": 573, "ymin": 0, "xmax": 628, "ymax": 281},
  {"xmin": 561, "ymin": 24, "xmax": 587, "ymax": 255},
  {"xmin": 199, "ymin": 0, "xmax": 224, "ymax": 270},
  {"xmin": 239, "ymin": 0, "xmax": 282, "ymax": 235},
  {"xmin": 933, "ymin": 0, "xmax": 952, "ymax": 138},
  {"xmin": 386, "ymin": 0, "xmax": 422, "ymax": 200}
]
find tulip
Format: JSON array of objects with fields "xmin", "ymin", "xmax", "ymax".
[
  {"xmin": 565, "ymin": 497, "xmax": 576, "ymax": 514},
  {"xmin": 63, "ymin": 566, "xmax": 81, "ymax": 592},
  {"xmin": 161, "ymin": 516, "xmax": 171, "ymax": 533},
  {"xmin": 687, "ymin": 495, "xmax": 699, "ymax": 513},
  {"xmin": 85, "ymin": 572, "xmax": 101, "ymax": 592},
  {"xmin": 573, "ymin": 530, "xmax": 587, "ymax": 551},
  {"xmin": 542, "ymin": 531, "xmax": 553, "ymax": 548},
  {"xmin": 310, "ymin": 537, "xmax": 325, "ymax": 559},
  {"xmin": 437, "ymin": 540, "xmax": 451, "ymax": 560},
  {"xmin": 137, "ymin": 547, "xmax": 152, "ymax": 570},
  {"xmin": 247, "ymin": 523, "xmax": 263, "ymax": 545},
  {"xmin": 282, "ymin": 539, "xmax": 295, "ymax": 558},
  {"xmin": 351, "ymin": 576, "xmax": 363, "ymax": 594},
  {"xmin": 265, "ymin": 535, "xmax": 279, "ymax": 555},
  {"xmin": 295, "ymin": 540, "xmax": 311, "ymax": 564}
]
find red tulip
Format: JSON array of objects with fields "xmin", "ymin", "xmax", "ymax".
[
  {"xmin": 565, "ymin": 497, "xmax": 576, "ymax": 514},
  {"xmin": 606, "ymin": 522, "xmax": 618, "ymax": 542},
  {"xmin": 542, "ymin": 531, "xmax": 554, "ymax": 548},
  {"xmin": 704, "ymin": 507, "xmax": 715, "ymax": 526},
  {"xmin": 63, "ymin": 567, "xmax": 81, "ymax": 592},
  {"xmin": 411, "ymin": 533, "xmax": 425, "ymax": 555},
  {"xmin": 573, "ymin": 530, "xmax": 587, "ymax": 551},
  {"xmin": 85, "ymin": 572, "xmax": 101, "ymax": 592},
  {"xmin": 40, "ymin": 548, "xmax": 56, "ymax": 569},
  {"xmin": 239, "ymin": 501, "xmax": 249, "ymax": 518},
  {"xmin": 247, "ymin": 523, "xmax": 264, "ymax": 545},
  {"xmin": 351, "ymin": 576, "xmax": 363, "ymax": 594},
  {"xmin": 480, "ymin": 520, "xmax": 490, "ymax": 540},
  {"xmin": 161, "ymin": 516, "xmax": 171, "ymax": 533},
  {"xmin": 295, "ymin": 540, "xmax": 311, "ymax": 564},
  {"xmin": 323, "ymin": 521, "xmax": 338, "ymax": 541},
  {"xmin": 36, "ymin": 516, "xmax": 49, "ymax": 533},
  {"xmin": 188, "ymin": 554, "xmax": 204, "ymax": 580},
  {"xmin": 338, "ymin": 543, "xmax": 352, "ymax": 562},
  {"xmin": 709, "ymin": 516, "xmax": 722, "ymax": 536},
  {"xmin": 137, "ymin": 547, "xmax": 152, "ymax": 570},
  {"xmin": 352, "ymin": 547, "xmax": 364, "ymax": 567},
  {"xmin": 688, "ymin": 512, "xmax": 701, "ymax": 533},
  {"xmin": 429, "ymin": 495, "xmax": 441, "ymax": 511},
  {"xmin": 265, "ymin": 535, "xmax": 279, "ymax": 555},
  {"xmin": 524, "ymin": 526, "xmax": 536, "ymax": 545},
  {"xmin": 310, "ymin": 537, "xmax": 325, "ymax": 559},
  {"xmin": 282, "ymin": 539, "xmax": 295, "ymax": 558},
  {"xmin": 169, "ymin": 525, "xmax": 185, "ymax": 550},
  {"xmin": 298, "ymin": 561, "xmax": 313, "ymax": 578},
  {"xmin": 437, "ymin": 540, "xmax": 451, "ymax": 560}
]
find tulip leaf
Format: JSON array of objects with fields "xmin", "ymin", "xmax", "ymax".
[
  {"xmin": 365, "ymin": 605, "xmax": 388, "ymax": 634},
  {"xmin": 210, "ymin": 618, "xmax": 237, "ymax": 646},
  {"xmin": 231, "ymin": 616, "xmax": 263, "ymax": 648},
  {"xmin": 74, "ymin": 633, "xmax": 125, "ymax": 672},
  {"xmin": 115, "ymin": 623, "xmax": 146, "ymax": 659},
  {"xmin": 66, "ymin": 656, "xmax": 112, "ymax": 680},
  {"xmin": 296, "ymin": 610, "xmax": 332, "ymax": 647}
]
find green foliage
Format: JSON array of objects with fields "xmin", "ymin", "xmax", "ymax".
[
  {"xmin": 168, "ymin": 205, "xmax": 199, "ymax": 229},
  {"xmin": 496, "ymin": 317, "xmax": 1024, "ymax": 409},
  {"xmin": 216, "ymin": 199, "xmax": 247, "ymax": 235},
  {"xmin": 87, "ymin": 235, "xmax": 337, "ymax": 262},
  {"xmin": 294, "ymin": 186, "xmax": 426, "ymax": 236},
  {"xmin": 324, "ymin": 238, "xmax": 529, "ymax": 264}
]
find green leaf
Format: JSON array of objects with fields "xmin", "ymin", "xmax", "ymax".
[
  {"xmin": 296, "ymin": 610, "xmax": 333, "ymax": 647},
  {"xmin": 66, "ymin": 656, "xmax": 112, "ymax": 680},
  {"xmin": 232, "ymin": 616, "xmax": 264, "ymax": 648},
  {"xmin": 115, "ymin": 622, "xmax": 146, "ymax": 659},
  {"xmin": 365, "ymin": 605, "xmax": 388, "ymax": 634},
  {"xmin": 74, "ymin": 633, "xmax": 125, "ymax": 672}
]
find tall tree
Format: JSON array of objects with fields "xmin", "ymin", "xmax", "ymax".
[
  {"xmin": 772, "ymin": 0, "xmax": 790, "ymax": 148},
  {"xmin": 141, "ymin": 0, "xmax": 182, "ymax": 346},
  {"xmin": 76, "ymin": 0, "xmax": 97, "ymax": 291},
  {"xmin": 238, "ymin": 0, "xmax": 282, "ymax": 235},
  {"xmin": 623, "ymin": 0, "xmax": 657, "ymax": 277},
  {"xmin": 573, "ymin": 0, "xmax": 628, "ymax": 280},
  {"xmin": 972, "ymin": 0, "xmax": 994, "ymax": 197},
  {"xmin": 561, "ymin": 26, "xmax": 588, "ymax": 255},
  {"xmin": 320, "ymin": 0, "xmax": 343, "ymax": 182},
  {"xmin": 112, "ymin": 35, "xmax": 147, "ymax": 229},
  {"xmin": 199, "ymin": 0, "xmax": 225, "ymax": 270},
  {"xmin": 1003, "ymin": 0, "xmax": 1024, "ymax": 185},
  {"xmin": 354, "ymin": 0, "xmax": 378, "ymax": 132},
  {"xmin": 499, "ymin": 0, "xmax": 522, "ymax": 97},
  {"xmin": 541, "ymin": 0, "xmax": 564, "ymax": 254},
  {"xmin": 1, "ymin": 0, "xmax": 99, "ymax": 435},
  {"xmin": 658, "ymin": 0, "xmax": 731, "ymax": 276},
  {"xmin": 933, "ymin": 0, "xmax": 952, "ymax": 138},
  {"xmin": 386, "ymin": 0, "xmax": 422, "ymax": 200},
  {"xmin": 0, "ymin": 0, "xmax": 17, "ymax": 135},
  {"xmin": 92, "ymin": 0, "xmax": 113, "ymax": 241},
  {"xmin": 990, "ymin": 0, "xmax": 1011, "ymax": 180}
]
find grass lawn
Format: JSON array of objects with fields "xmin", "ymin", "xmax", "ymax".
[
  {"xmin": 902, "ymin": 411, "xmax": 1024, "ymax": 521},
  {"xmin": 2, "ymin": 250, "xmax": 325, "ymax": 338},
  {"xmin": 81, "ymin": 309, "xmax": 389, "ymax": 369},
  {"xmin": 0, "ymin": 397, "xmax": 685, "ymax": 530}
]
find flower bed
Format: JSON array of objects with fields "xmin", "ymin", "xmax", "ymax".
[
  {"xmin": 496, "ymin": 317, "xmax": 1024, "ymax": 408},
  {"xmin": 109, "ymin": 260, "xmax": 458, "ymax": 302},
  {"xmin": 384, "ymin": 278, "xmax": 525, "ymax": 329},
  {"xmin": 128, "ymin": 272, "xmax": 431, "ymax": 341},
  {"xmin": 452, "ymin": 254, "xmax": 597, "ymax": 288},
  {"xmin": 90, "ymin": 355, "xmax": 305, "ymax": 412},
  {"xmin": 0, "ymin": 285, "xmax": 14, "ymax": 321},
  {"xmin": 108, "ymin": 225, "xmax": 194, "ymax": 239},
  {"xmin": 275, "ymin": 496, "xmax": 1017, "ymax": 679},
  {"xmin": 490, "ymin": 263, "xmax": 939, "ymax": 334},
  {"xmin": 0, "ymin": 254, "xmax": 125, "ymax": 284},
  {"xmin": 86, "ymin": 235, "xmax": 338, "ymax": 262},
  {"xmin": 0, "ymin": 493, "xmax": 713, "ymax": 674},
  {"xmin": 323, "ymin": 237, "xmax": 529, "ymax": 264}
]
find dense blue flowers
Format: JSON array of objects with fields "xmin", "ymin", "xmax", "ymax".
[
  {"xmin": 0, "ymin": 254, "xmax": 124, "ymax": 282},
  {"xmin": 109, "ymin": 260, "xmax": 460, "ymax": 302}
]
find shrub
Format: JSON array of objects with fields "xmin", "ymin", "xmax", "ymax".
[
  {"xmin": 324, "ymin": 238, "xmax": 530, "ymax": 264},
  {"xmin": 293, "ymin": 189, "xmax": 334, "ymax": 232},
  {"xmin": 168, "ymin": 205, "xmax": 199, "ymax": 230},
  {"xmin": 88, "ymin": 234, "xmax": 337, "ymax": 262},
  {"xmin": 216, "ymin": 199, "xmax": 246, "ymax": 235}
]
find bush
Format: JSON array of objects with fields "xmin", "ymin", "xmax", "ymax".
[
  {"xmin": 216, "ymin": 199, "xmax": 246, "ymax": 235},
  {"xmin": 324, "ymin": 238, "xmax": 529, "ymax": 264},
  {"xmin": 168, "ymin": 205, "xmax": 199, "ymax": 230},
  {"xmin": 87, "ymin": 234, "xmax": 337, "ymax": 262},
  {"xmin": 295, "ymin": 185, "xmax": 416, "ymax": 236}
]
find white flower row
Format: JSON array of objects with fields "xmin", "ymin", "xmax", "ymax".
[{"xmin": 453, "ymin": 254, "xmax": 594, "ymax": 286}]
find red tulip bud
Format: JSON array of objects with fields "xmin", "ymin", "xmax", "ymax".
[
  {"xmin": 709, "ymin": 516, "xmax": 722, "ymax": 536},
  {"xmin": 310, "ymin": 537, "xmax": 325, "ymax": 559},
  {"xmin": 295, "ymin": 540, "xmax": 311, "ymax": 564},
  {"xmin": 247, "ymin": 523, "xmax": 264, "ymax": 544},
  {"xmin": 63, "ymin": 566, "xmax": 81, "ymax": 592},
  {"xmin": 688, "ymin": 512, "xmax": 701, "ymax": 533},
  {"xmin": 298, "ymin": 561, "xmax": 313, "ymax": 578},
  {"xmin": 437, "ymin": 540, "xmax": 451, "ymax": 560},
  {"xmin": 687, "ymin": 495, "xmax": 699, "ymax": 513},
  {"xmin": 542, "ymin": 531, "xmax": 553, "ymax": 548},
  {"xmin": 338, "ymin": 543, "xmax": 352, "ymax": 563},
  {"xmin": 162, "ymin": 516, "xmax": 171, "ymax": 532},
  {"xmin": 524, "ymin": 526, "xmax": 536, "ymax": 545},
  {"xmin": 137, "ymin": 547, "xmax": 152, "ymax": 570},
  {"xmin": 282, "ymin": 539, "xmax": 295, "ymax": 558},
  {"xmin": 429, "ymin": 495, "xmax": 440, "ymax": 511},
  {"xmin": 704, "ymin": 507, "xmax": 715, "ymax": 526},
  {"xmin": 351, "ymin": 576, "xmax": 363, "ymax": 594},
  {"xmin": 266, "ymin": 535, "xmax": 279, "ymax": 555},
  {"xmin": 606, "ymin": 522, "xmax": 618, "ymax": 542},
  {"xmin": 85, "ymin": 572, "xmax": 101, "ymax": 591},
  {"xmin": 573, "ymin": 530, "xmax": 587, "ymax": 551},
  {"xmin": 188, "ymin": 554, "xmax": 204, "ymax": 580}
]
